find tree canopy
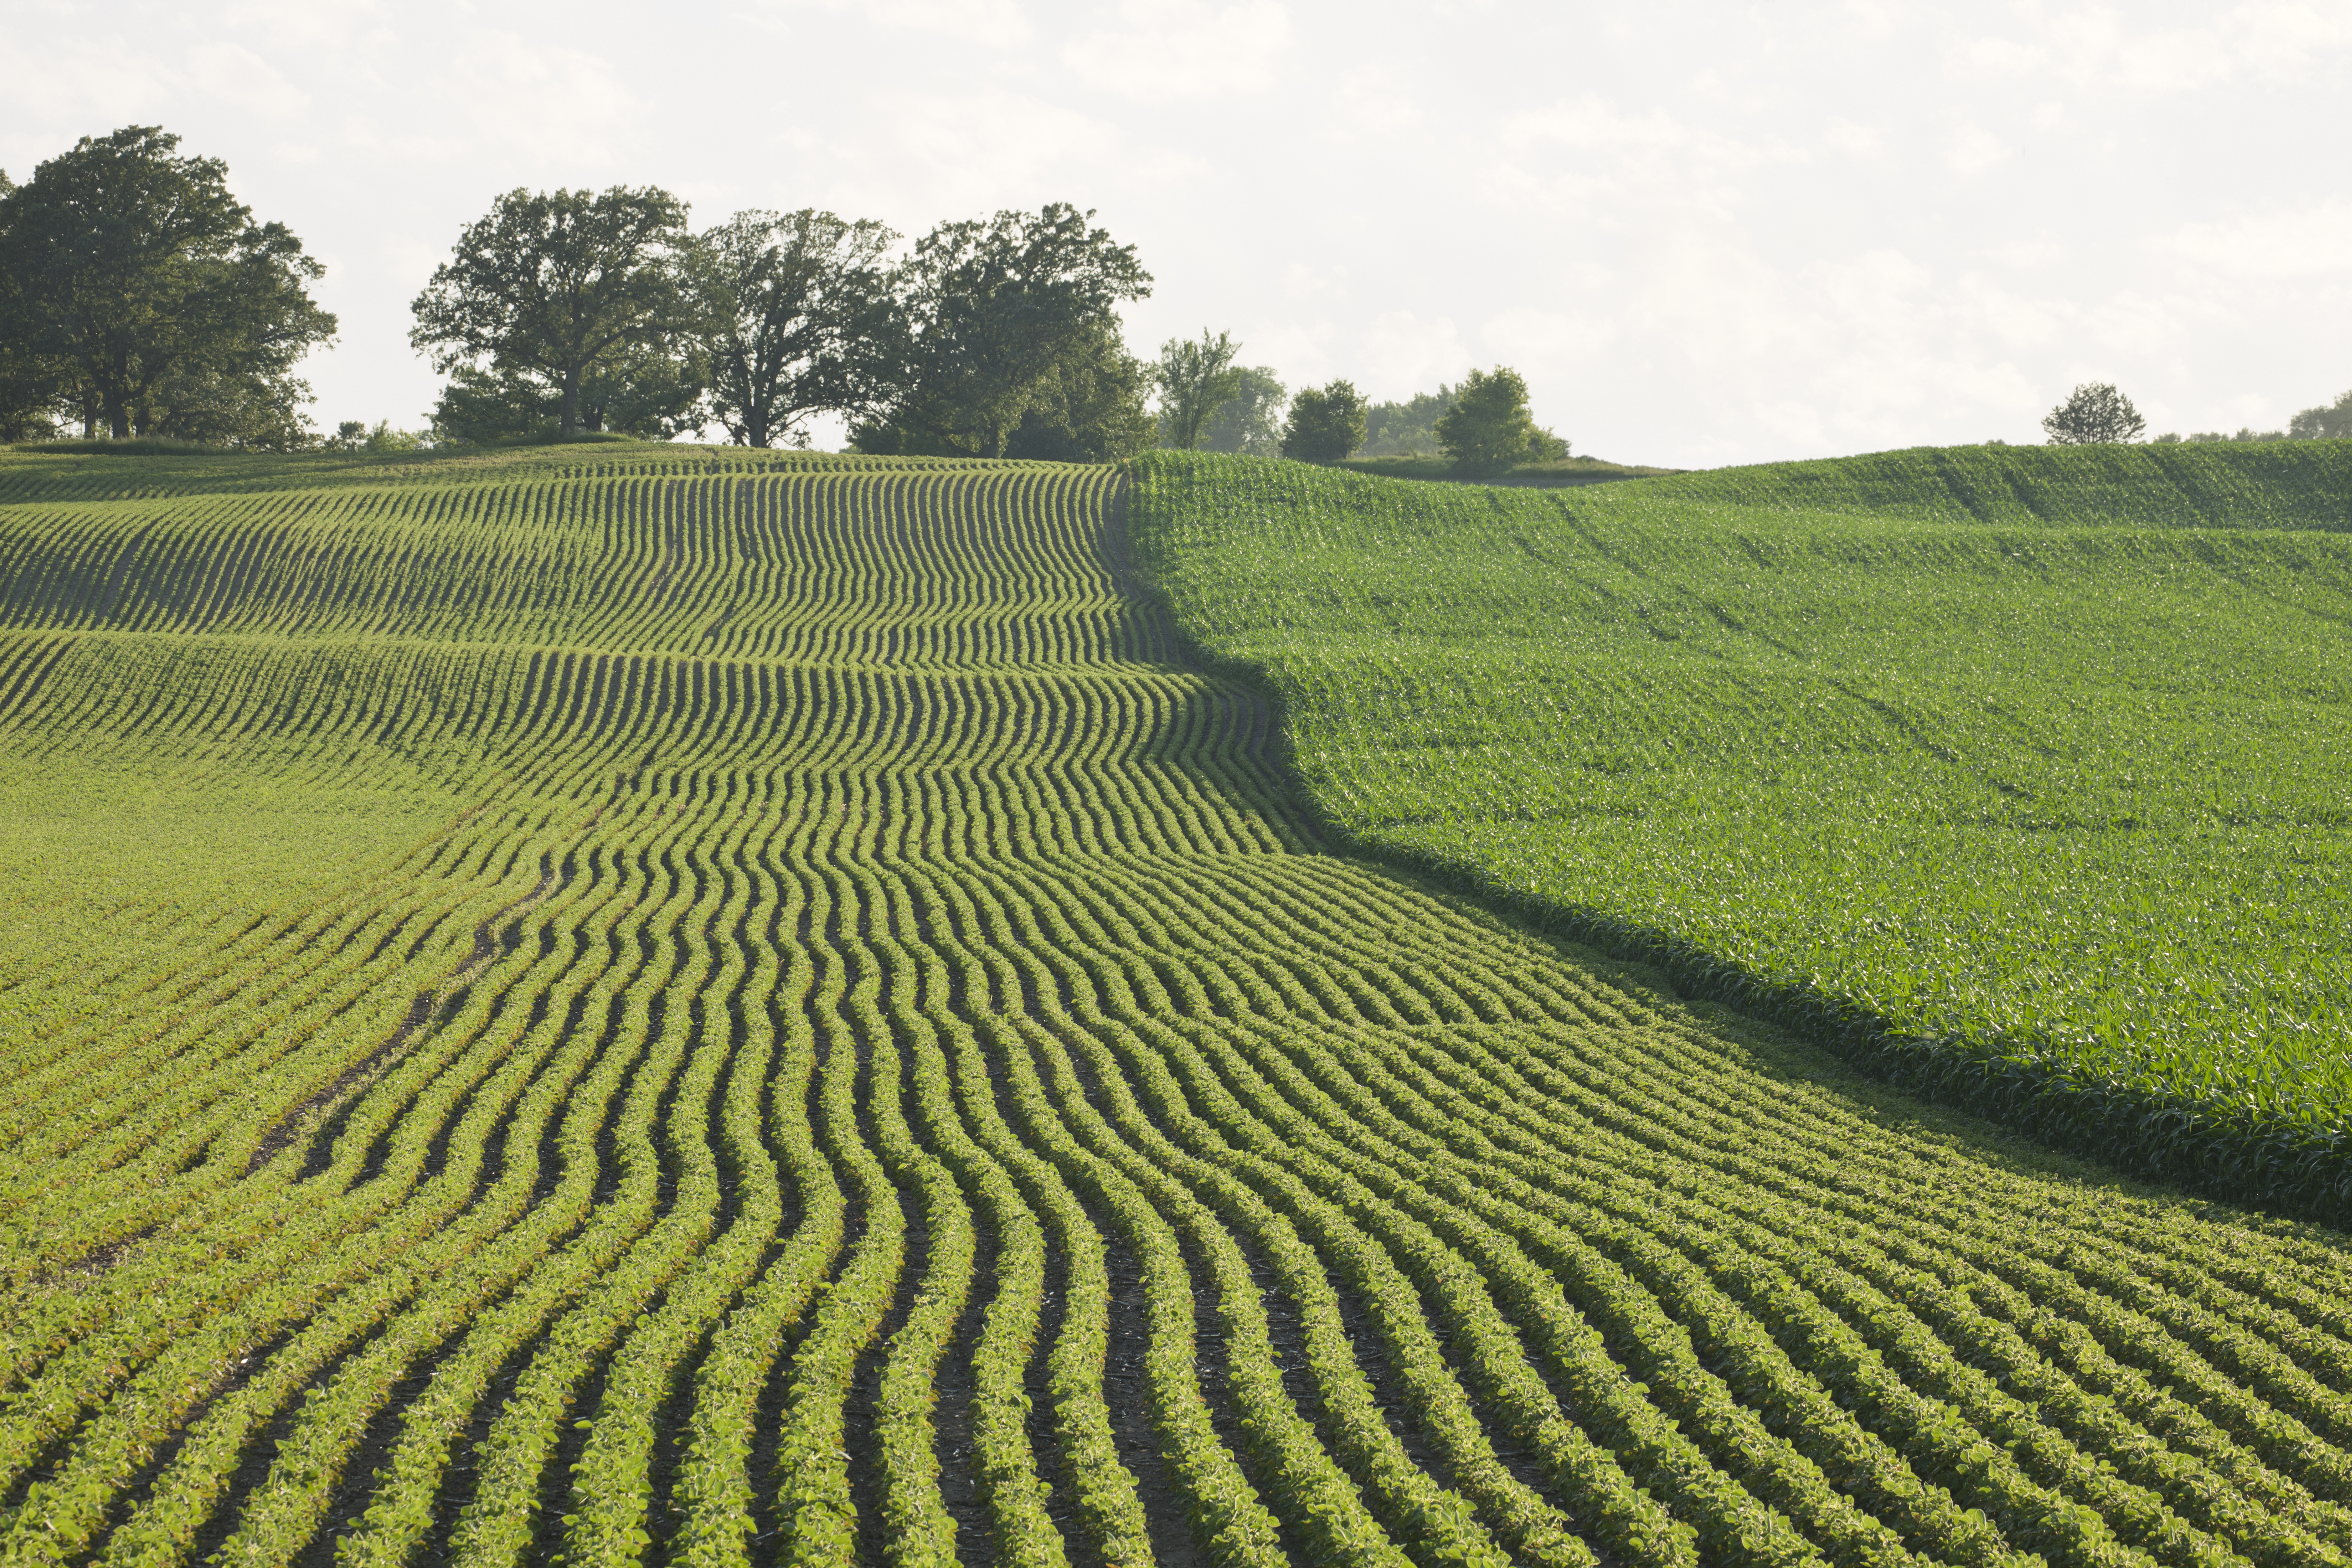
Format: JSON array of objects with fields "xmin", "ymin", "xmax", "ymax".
[
  {"xmin": 1280, "ymin": 379, "xmax": 1366, "ymax": 464},
  {"xmin": 0, "ymin": 126, "xmax": 335, "ymax": 444},
  {"xmin": 853, "ymin": 204, "xmax": 1151, "ymax": 459},
  {"xmin": 2289, "ymin": 389, "xmax": 2352, "ymax": 441},
  {"xmin": 411, "ymin": 186, "xmax": 692, "ymax": 437},
  {"xmin": 1152, "ymin": 329, "xmax": 1243, "ymax": 451},
  {"xmin": 2042, "ymin": 382, "xmax": 2146, "ymax": 445},
  {"xmin": 1434, "ymin": 365, "xmax": 1545, "ymax": 475},
  {"xmin": 693, "ymin": 209, "xmax": 897, "ymax": 449},
  {"xmin": 1197, "ymin": 366, "xmax": 1285, "ymax": 457}
]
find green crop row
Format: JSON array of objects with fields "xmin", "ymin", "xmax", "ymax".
[
  {"xmin": 1, "ymin": 446, "xmax": 2348, "ymax": 1568},
  {"xmin": 1127, "ymin": 446, "xmax": 2352, "ymax": 1217}
]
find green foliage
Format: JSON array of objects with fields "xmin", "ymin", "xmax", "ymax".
[
  {"xmin": 1360, "ymin": 382, "xmax": 1568, "ymax": 464},
  {"xmin": 2289, "ymin": 389, "xmax": 2352, "ymax": 441},
  {"xmin": 410, "ymin": 186, "xmax": 695, "ymax": 436},
  {"xmin": 1151, "ymin": 328, "xmax": 1244, "ymax": 451},
  {"xmin": 1132, "ymin": 445, "xmax": 2352, "ymax": 1213},
  {"xmin": 1358, "ymin": 385, "xmax": 1456, "ymax": 457},
  {"xmin": 425, "ymin": 342, "xmax": 699, "ymax": 444},
  {"xmin": 854, "ymin": 204, "xmax": 1150, "ymax": 459},
  {"xmin": 1002, "ymin": 318, "xmax": 1156, "ymax": 463},
  {"xmin": 0, "ymin": 125, "xmax": 335, "ymax": 444},
  {"xmin": 1433, "ymin": 365, "xmax": 1545, "ymax": 475},
  {"xmin": 1197, "ymin": 365, "xmax": 1285, "ymax": 456},
  {"xmin": 690, "ymin": 209, "xmax": 898, "ymax": 448},
  {"xmin": 1280, "ymin": 378, "xmax": 1366, "ymax": 464},
  {"xmin": 2043, "ymin": 381, "xmax": 2146, "ymax": 445},
  {"xmin": 3, "ymin": 441, "xmax": 2351, "ymax": 1568},
  {"xmin": 326, "ymin": 420, "xmax": 426, "ymax": 454}
]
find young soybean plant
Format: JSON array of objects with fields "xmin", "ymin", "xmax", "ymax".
[{"xmin": 0, "ymin": 441, "xmax": 2344, "ymax": 1568}]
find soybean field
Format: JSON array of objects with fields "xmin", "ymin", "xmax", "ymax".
[
  {"xmin": 1130, "ymin": 445, "xmax": 2352, "ymax": 1216},
  {"xmin": 3, "ymin": 446, "xmax": 2351, "ymax": 1568}
]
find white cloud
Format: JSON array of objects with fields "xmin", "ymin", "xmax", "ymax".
[
  {"xmin": 754, "ymin": 0, "xmax": 1030, "ymax": 45},
  {"xmin": 219, "ymin": 0, "xmax": 381, "ymax": 49},
  {"xmin": 1281, "ymin": 261, "xmax": 1346, "ymax": 302},
  {"xmin": 1823, "ymin": 118, "xmax": 1883, "ymax": 159},
  {"xmin": 1062, "ymin": 0, "xmax": 1290, "ymax": 101},
  {"xmin": 1357, "ymin": 311, "xmax": 1473, "ymax": 400},
  {"xmin": 1945, "ymin": 122, "xmax": 2012, "ymax": 177},
  {"xmin": 1480, "ymin": 306, "xmax": 1616, "ymax": 366},
  {"xmin": 1958, "ymin": 2, "xmax": 2352, "ymax": 93},
  {"xmin": 1484, "ymin": 98, "xmax": 1804, "ymax": 222},
  {"xmin": 1332, "ymin": 67, "xmax": 1424, "ymax": 134},
  {"xmin": 801, "ymin": 89, "xmax": 1202, "ymax": 217},
  {"xmin": 341, "ymin": 33, "xmax": 638, "ymax": 165},
  {"xmin": 1981, "ymin": 237, "xmax": 2069, "ymax": 270},
  {"xmin": 2170, "ymin": 200, "xmax": 2352, "ymax": 279},
  {"xmin": 189, "ymin": 44, "xmax": 311, "ymax": 118}
]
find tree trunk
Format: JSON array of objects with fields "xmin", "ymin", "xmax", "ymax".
[
  {"xmin": 560, "ymin": 368, "xmax": 580, "ymax": 435},
  {"xmin": 106, "ymin": 389, "xmax": 130, "ymax": 441}
]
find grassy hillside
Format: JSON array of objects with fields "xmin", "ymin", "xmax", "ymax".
[
  {"xmin": 1131, "ymin": 445, "xmax": 2352, "ymax": 1211},
  {"xmin": 8, "ymin": 443, "xmax": 2352, "ymax": 1568}
]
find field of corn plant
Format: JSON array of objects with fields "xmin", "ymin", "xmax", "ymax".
[
  {"xmin": 1127, "ymin": 445, "xmax": 2352, "ymax": 1218},
  {"xmin": 0, "ymin": 443, "xmax": 2349, "ymax": 1568}
]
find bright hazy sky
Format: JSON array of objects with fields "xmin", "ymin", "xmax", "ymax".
[{"xmin": 7, "ymin": 0, "xmax": 2349, "ymax": 467}]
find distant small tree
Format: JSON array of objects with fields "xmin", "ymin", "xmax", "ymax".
[
  {"xmin": 1198, "ymin": 366, "xmax": 1285, "ymax": 456},
  {"xmin": 326, "ymin": 419, "xmax": 423, "ymax": 453},
  {"xmin": 2288, "ymin": 390, "xmax": 2352, "ymax": 441},
  {"xmin": 411, "ymin": 186, "xmax": 694, "ymax": 437},
  {"xmin": 1280, "ymin": 379, "xmax": 1365, "ymax": 464},
  {"xmin": 1152, "ymin": 329, "xmax": 1244, "ymax": 451},
  {"xmin": 1435, "ymin": 365, "xmax": 1545, "ymax": 475},
  {"xmin": 2041, "ymin": 382, "xmax": 2146, "ymax": 445}
]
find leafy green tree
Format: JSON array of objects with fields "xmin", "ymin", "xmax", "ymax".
[
  {"xmin": 1280, "ymin": 379, "xmax": 1366, "ymax": 464},
  {"xmin": 691, "ymin": 209, "xmax": 897, "ymax": 448},
  {"xmin": 0, "ymin": 169, "xmax": 68, "ymax": 442},
  {"xmin": 854, "ymin": 204, "xmax": 1150, "ymax": 458},
  {"xmin": 1434, "ymin": 365, "xmax": 1544, "ymax": 475},
  {"xmin": 1152, "ymin": 329, "xmax": 1243, "ymax": 451},
  {"xmin": 2288, "ymin": 390, "xmax": 2352, "ymax": 441},
  {"xmin": 1359, "ymin": 385, "xmax": 1456, "ymax": 456},
  {"xmin": 2041, "ymin": 382, "xmax": 2146, "ymax": 445},
  {"xmin": 134, "ymin": 359, "xmax": 317, "ymax": 448},
  {"xmin": 1007, "ymin": 319, "xmax": 1156, "ymax": 462},
  {"xmin": 411, "ymin": 186, "xmax": 694, "ymax": 437},
  {"xmin": 326, "ymin": 419, "xmax": 425, "ymax": 453},
  {"xmin": 0, "ymin": 126, "xmax": 335, "ymax": 443},
  {"xmin": 1198, "ymin": 366, "xmax": 1285, "ymax": 456},
  {"xmin": 425, "ymin": 335, "xmax": 701, "ymax": 444}
]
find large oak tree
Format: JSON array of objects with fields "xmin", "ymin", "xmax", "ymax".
[
  {"xmin": 410, "ymin": 186, "xmax": 693, "ymax": 437},
  {"xmin": 0, "ymin": 126, "xmax": 335, "ymax": 444},
  {"xmin": 855, "ymin": 204, "xmax": 1151, "ymax": 459},
  {"xmin": 692, "ymin": 209, "xmax": 897, "ymax": 448}
]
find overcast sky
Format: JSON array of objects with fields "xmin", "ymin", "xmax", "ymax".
[{"xmin": 7, "ymin": 0, "xmax": 2349, "ymax": 467}]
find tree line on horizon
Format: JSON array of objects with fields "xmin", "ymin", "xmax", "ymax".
[
  {"xmin": 12, "ymin": 127, "xmax": 2342, "ymax": 468},
  {"xmin": 2038, "ymin": 380, "xmax": 2352, "ymax": 446},
  {"xmin": 0, "ymin": 126, "xmax": 1571, "ymax": 473}
]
